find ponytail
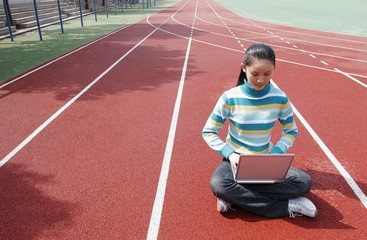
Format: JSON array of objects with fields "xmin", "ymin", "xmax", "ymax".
[{"xmin": 236, "ymin": 68, "xmax": 247, "ymax": 86}]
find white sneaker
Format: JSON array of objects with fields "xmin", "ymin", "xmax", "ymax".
[
  {"xmin": 217, "ymin": 198, "xmax": 231, "ymax": 213},
  {"xmin": 288, "ymin": 197, "xmax": 317, "ymax": 218}
]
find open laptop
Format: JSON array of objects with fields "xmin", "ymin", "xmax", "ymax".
[{"xmin": 232, "ymin": 154, "xmax": 294, "ymax": 184}]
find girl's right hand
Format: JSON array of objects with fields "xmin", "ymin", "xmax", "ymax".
[{"xmin": 228, "ymin": 152, "xmax": 240, "ymax": 170}]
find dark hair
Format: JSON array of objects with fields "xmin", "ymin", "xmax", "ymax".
[{"xmin": 236, "ymin": 43, "xmax": 276, "ymax": 86}]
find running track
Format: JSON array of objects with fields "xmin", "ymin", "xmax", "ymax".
[{"xmin": 1, "ymin": 0, "xmax": 366, "ymax": 239}]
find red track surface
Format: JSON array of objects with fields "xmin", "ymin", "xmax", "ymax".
[{"xmin": 1, "ymin": 0, "xmax": 366, "ymax": 239}]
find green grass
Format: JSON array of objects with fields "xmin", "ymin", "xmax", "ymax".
[{"xmin": 0, "ymin": 0, "xmax": 179, "ymax": 83}]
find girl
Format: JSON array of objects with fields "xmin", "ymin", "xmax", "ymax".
[{"xmin": 202, "ymin": 43, "xmax": 317, "ymax": 218}]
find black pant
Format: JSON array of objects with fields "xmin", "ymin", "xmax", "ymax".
[{"xmin": 210, "ymin": 159, "xmax": 313, "ymax": 218}]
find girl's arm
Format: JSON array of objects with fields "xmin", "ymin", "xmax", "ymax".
[
  {"xmin": 270, "ymin": 99, "xmax": 298, "ymax": 154},
  {"xmin": 202, "ymin": 94, "xmax": 234, "ymax": 158}
]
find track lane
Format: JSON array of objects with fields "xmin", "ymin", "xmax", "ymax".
[
  {"xmin": 156, "ymin": 0, "xmax": 367, "ymax": 238},
  {"xmin": 0, "ymin": 23, "xmax": 161, "ymax": 163},
  {"xmin": 0, "ymin": 1, "xmax": 194, "ymax": 239},
  {"xmin": 274, "ymin": 62, "xmax": 367, "ymax": 193},
  {"xmin": 1, "ymin": 0, "xmax": 366, "ymax": 239}
]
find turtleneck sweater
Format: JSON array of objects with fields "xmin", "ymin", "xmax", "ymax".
[{"xmin": 202, "ymin": 81, "xmax": 298, "ymax": 158}]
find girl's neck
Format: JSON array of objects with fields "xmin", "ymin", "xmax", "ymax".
[{"xmin": 241, "ymin": 80, "xmax": 271, "ymax": 97}]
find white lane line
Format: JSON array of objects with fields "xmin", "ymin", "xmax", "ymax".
[
  {"xmin": 174, "ymin": 12, "xmax": 367, "ymax": 64},
  {"xmin": 292, "ymin": 104, "xmax": 367, "ymax": 209},
  {"xmin": 272, "ymin": 80, "xmax": 367, "ymax": 209},
  {"xmin": 220, "ymin": 14, "xmax": 367, "ymax": 52},
  {"xmin": 146, "ymin": 1, "xmax": 197, "ymax": 239},
  {"xmin": 0, "ymin": 25, "xmax": 160, "ymax": 168},
  {"xmin": 335, "ymin": 68, "xmax": 367, "ymax": 88},
  {"xmin": 151, "ymin": 10, "xmax": 367, "ymax": 81},
  {"xmin": 309, "ymin": 54, "xmax": 317, "ymax": 58},
  {"xmin": 320, "ymin": 60, "xmax": 329, "ymax": 66}
]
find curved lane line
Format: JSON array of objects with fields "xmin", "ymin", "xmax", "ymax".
[{"xmin": 152, "ymin": 2, "xmax": 367, "ymax": 80}]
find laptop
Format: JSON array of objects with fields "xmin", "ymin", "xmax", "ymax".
[{"xmin": 232, "ymin": 154, "xmax": 294, "ymax": 184}]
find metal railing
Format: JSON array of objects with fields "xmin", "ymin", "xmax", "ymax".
[{"xmin": 1, "ymin": 0, "xmax": 155, "ymax": 41}]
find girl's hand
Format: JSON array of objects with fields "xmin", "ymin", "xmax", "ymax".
[{"xmin": 228, "ymin": 152, "xmax": 240, "ymax": 170}]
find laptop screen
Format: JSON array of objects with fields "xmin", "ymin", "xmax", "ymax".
[{"xmin": 233, "ymin": 154, "xmax": 294, "ymax": 184}]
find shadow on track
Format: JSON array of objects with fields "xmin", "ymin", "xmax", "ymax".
[
  {"xmin": 0, "ymin": 22, "xmax": 204, "ymax": 102},
  {"xmin": 0, "ymin": 163, "xmax": 80, "ymax": 239}
]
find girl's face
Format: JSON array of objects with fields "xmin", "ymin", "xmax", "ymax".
[{"xmin": 241, "ymin": 58, "xmax": 275, "ymax": 90}]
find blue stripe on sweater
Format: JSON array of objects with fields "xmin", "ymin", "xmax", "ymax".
[
  {"xmin": 231, "ymin": 120, "xmax": 276, "ymax": 131},
  {"xmin": 210, "ymin": 113, "xmax": 226, "ymax": 124},
  {"xmin": 279, "ymin": 115, "xmax": 294, "ymax": 125}
]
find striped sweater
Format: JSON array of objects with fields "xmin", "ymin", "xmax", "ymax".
[{"xmin": 202, "ymin": 81, "xmax": 298, "ymax": 158}]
